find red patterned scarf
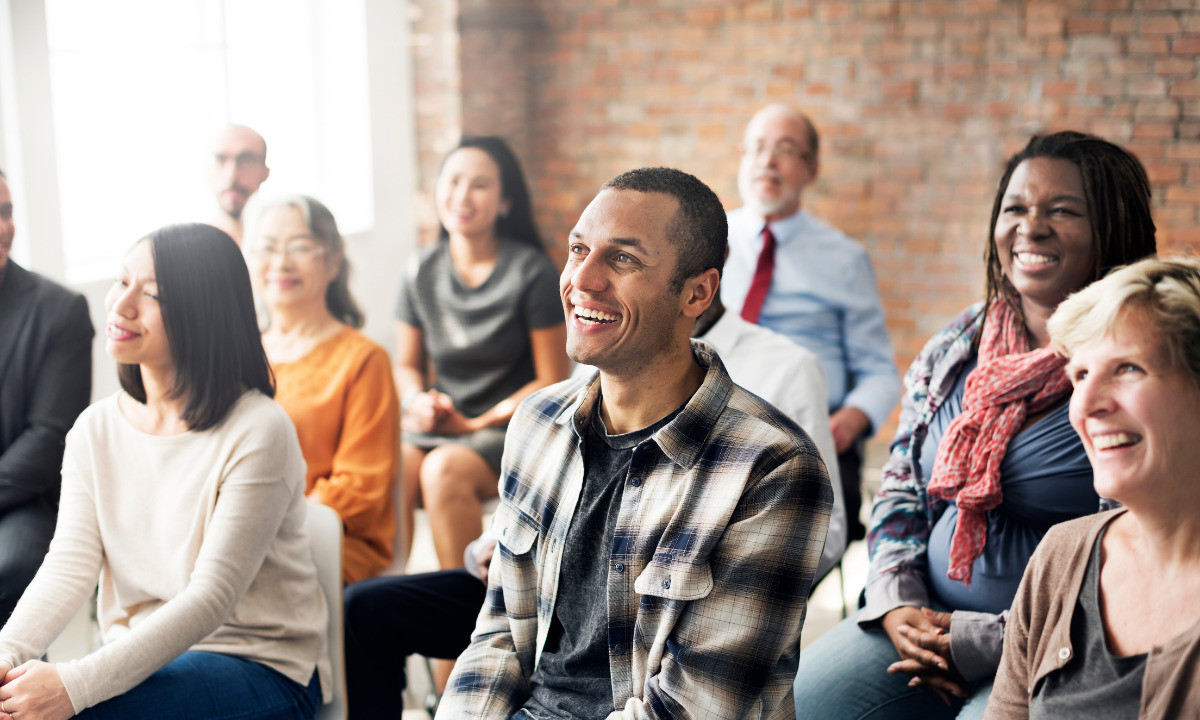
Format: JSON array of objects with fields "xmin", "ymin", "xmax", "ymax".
[{"xmin": 928, "ymin": 300, "xmax": 1072, "ymax": 585}]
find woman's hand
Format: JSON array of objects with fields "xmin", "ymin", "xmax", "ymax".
[
  {"xmin": 0, "ymin": 661, "xmax": 74, "ymax": 720},
  {"xmin": 402, "ymin": 390, "xmax": 452, "ymax": 433},
  {"xmin": 882, "ymin": 607, "xmax": 967, "ymax": 704}
]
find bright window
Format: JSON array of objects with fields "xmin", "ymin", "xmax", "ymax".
[{"xmin": 45, "ymin": 0, "xmax": 373, "ymax": 282}]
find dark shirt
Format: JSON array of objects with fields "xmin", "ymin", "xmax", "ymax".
[
  {"xmin": 1030, "ymin": 527, "xmax": 1146, "ymax": 719},
  {"xmin": 919, "ymin": 355, "xmax": 1096, "ymax": 614},
  {"xmin": 522, "ymin": 403, "xmax": 681, "ymax": 720}
]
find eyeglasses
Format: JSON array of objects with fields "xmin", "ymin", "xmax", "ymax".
[
  {"xmin": 214, "ymin": 152, "xmax": 266, "ymax": 169},
  {"xmin": 248, "ymin": 242, "xmax": 327, "ymax": 261},
  {"xmin": 738, "ymin": 141, "xmax": 814, "ymax": 164}
]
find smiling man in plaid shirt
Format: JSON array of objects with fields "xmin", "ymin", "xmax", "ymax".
[{"xmin": 436, "ymin": 167, "xmax": 833, "ymax": 720}]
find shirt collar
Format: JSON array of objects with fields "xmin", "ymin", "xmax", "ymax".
[
  {"xmin": 763, "ymin": 207, "xmax": 809, "ymax": 247},
  {"xmin": 561, "ymin": 339, "xmax": 734, "ymax": 471},
  {"xmin": 699, "ymin": 307, "xmax": 743, "ymax": 355}
]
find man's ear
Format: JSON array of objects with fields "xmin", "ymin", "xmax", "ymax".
[{"xmin": 681, "ymin": 268, "xmax": 720, "ymax": 319}]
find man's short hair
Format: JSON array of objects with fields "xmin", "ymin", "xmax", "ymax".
[{"xmin": 601, "ymin": 167, "xmax": 727, "ymax": 292}]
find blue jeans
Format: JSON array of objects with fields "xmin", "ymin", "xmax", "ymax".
[
  {"xmin": 76, "ymin": 651, "xmax": 321, "ymax": 720},
  {"xmin": 794, "ymin": 611, "xmax": 992, "ymax": 720}
]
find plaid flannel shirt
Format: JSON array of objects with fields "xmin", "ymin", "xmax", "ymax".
[{"xmin": 437, "ymin": 341, "xmax": 833, "ymax": 719}]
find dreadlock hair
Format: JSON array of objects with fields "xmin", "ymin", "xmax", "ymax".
[{"xmin": 979, "ymin": 130, "xmax": 1157, "ymax": 345}]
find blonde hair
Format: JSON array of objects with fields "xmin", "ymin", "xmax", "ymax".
[{"xmin": 1048, "ymin": 255, "xmax": 1200, "ymax": 384}]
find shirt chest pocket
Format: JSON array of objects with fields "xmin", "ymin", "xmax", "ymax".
[
  {"xmin": 492, "ymin": 501, "xmax": 539, "ymax": 556},
  {"xmin": 634, "ymin": 555, "xmax": 713, "ymax": 602}
]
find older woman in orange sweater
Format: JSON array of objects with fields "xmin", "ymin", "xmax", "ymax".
[{"xmin": 248, "ymin": 195, "xmax": 400, "ymax": 584}]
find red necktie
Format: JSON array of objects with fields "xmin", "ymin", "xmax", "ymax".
[{"xmin": 740, "ymin": 226, "xmax": 775, "ymax": 324}]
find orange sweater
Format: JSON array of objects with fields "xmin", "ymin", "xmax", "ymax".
[{"xmin": 271, "ymin": 327, "xmax": 400, "ymax": 583}]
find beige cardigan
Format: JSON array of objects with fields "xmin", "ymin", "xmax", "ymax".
[
  {"xmin": 0, "ymin": 392, "xmax": 331, "ymax": 711},
  {"xmin": 986, "ymin": 509, "xmax": 1200, "ymax": 719}
]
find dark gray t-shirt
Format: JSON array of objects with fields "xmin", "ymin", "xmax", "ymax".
[
  {"xmin": 1030, "ymin": 527, "xmax": 1146, "ymax": 719},
  {"xmin": 521, "ymin": 403, "xmax": 682, "ymax": 720},
  {"xmin": 394, "ymin": 238, "xmax": 563, "ymax": 418}
]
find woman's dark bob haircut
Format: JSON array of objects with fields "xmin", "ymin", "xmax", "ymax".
[
  {"xmin": 437, "ymin": 135, "xmax": 545, "ymax": 253},
  {"xmin": 118, "ymin": 223, "xmax": 274, "ymax": 431},
  {"xmin": 981, "ymin": 130, "xmax": 1157, "ymax": 335}
]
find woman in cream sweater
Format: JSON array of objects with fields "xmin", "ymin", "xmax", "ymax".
[{"xmin": 0, "ymin": 224, "xmax": 329, "ymax": 720}]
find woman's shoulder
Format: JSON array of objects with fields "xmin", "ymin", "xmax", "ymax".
[
  {"xmin": 66, "ymin": 393, "xmax": 123, "ymax": 438},
  {"xmin": 916, "ymin": 303, "xmax": 984, "ymax": 358},
  {"xmin": 221, "ymin": 390, "xmax": 297, "ymax": 440},
  {"xmin": 1034, "ymin": 509, "xmax": 1125, "ymax": 570},
  {"xmin": 404, "ymin": 242, "xmax": 450, "ymax": 281}
]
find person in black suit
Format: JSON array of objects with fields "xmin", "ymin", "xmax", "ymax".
[{"xmin": 0, "ymin": 168, "xmax": 93, "ymax": 625}]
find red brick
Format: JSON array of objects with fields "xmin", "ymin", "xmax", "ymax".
[
  {"xmin": 1157, "ymin": 59, "xmax": 1197, "ymax": 76},
  {"xmin": 1140, "ymin": 15, "xmax": 1182, "ymax": 34},
  {"xmin": 883, "ymin": 80, "xmax": 918, "ymax": 100},
  {"xmin": 682, "ymin": 7, "xmax": 722, "ymax": 25},
  {"xmin": 1109, "ymin": 58, "xmax": 1152, "ymax": 75},
  {"xmin": 1132, "ymin": 123, "xmax": 1175, "ymax": 140},
  {"xmin": 1025, "ymin": 18, "xmax": 1064, "ymax": 36},
  {"xmin": 1175, "ymin": 37, "xmax": 1200, "ymax": 55},
  {"xmin": 1042, "ymin": 79, "xmax": 1078, "ymax": 97},
  {"xmin": 1066, "ymin": 17, "xmax": 1107, "ymax": 34},
  {"xmin": 818, "ymin": 2, "xmax": 855, "ymax": 20},
  {"xmin": 1128, "ymin": 37, "xmax": 1169, "ymax": 54},
  {"xmin": 862, "ymin": 1, "xmax": 896, "ymax": 20},
  {"xmin": 1171, "ymin": 81, "xmax": 1200, "ymax": 98},
  {"xmin": 1129, "ymin": 78, "xmax": 1169, "ymax": 97},
  {"xmin": 902, "ymin": 18, "xmax": 940, "ymax": 38},
  {"xmin": 1108, "ymin": 15, "xmax": 1136, "ymax": 33},
  {"xmin": 1166, "ymin": 186, "xmax": 1200, "ymax": 203},
  {"xmin": 1069, "ymin": 35, "xmax": 1120, "ymax": 54},
  {"xmin": 1135, "ymin": 100, "xmax": 1181, "ymax": 120},
  {"xmin": 1144, "ymin": 163, "xmax": 1184, "ymax": 183}
]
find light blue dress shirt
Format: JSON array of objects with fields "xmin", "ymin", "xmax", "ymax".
[{"xmin": 722, "ymin": 206, "xmax": 900, "ymax": 432}]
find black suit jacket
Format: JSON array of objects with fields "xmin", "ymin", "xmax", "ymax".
[{"xmin": 0, "ymin": 260, "xmax": 93, "ymax": 512}]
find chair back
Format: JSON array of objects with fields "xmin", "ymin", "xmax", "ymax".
[{"xmin": 306, "ymin": 502, "xmax": 348, "ymax": 720}]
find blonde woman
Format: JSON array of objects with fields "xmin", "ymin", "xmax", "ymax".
[{"xmin": 986, "ymin": 256, "xmax": 1200, "ymax": 718}]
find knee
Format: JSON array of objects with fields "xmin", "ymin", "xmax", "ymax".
[
  {"xmin": 419, "ymin": 447, "xmax": 479, "ymax": 502},
  {"xmin": 343, "ymin": 580, "xmax": 376, "ymax": 641}
]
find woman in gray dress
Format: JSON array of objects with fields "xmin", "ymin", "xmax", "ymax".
[{"xmin": 395, "ymin": 136, "xmax": 570, "ymax": 570}]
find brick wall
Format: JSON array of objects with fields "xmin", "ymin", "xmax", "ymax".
[{"xmin": 410, "ymin": 0, "xmax": 1200, "ymax": 439}]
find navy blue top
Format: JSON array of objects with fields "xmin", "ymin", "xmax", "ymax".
[{"xmin": 920, "ymin": 355, "xmax": 1096, "ymax": 614}]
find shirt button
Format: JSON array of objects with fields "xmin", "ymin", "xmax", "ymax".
[
  {"xmin": 614, "ymin": 563, "xmax": 625, "ymax": 573},
  {"xmin": 662, "ymin": 577, "xmax": 671, "ymax": 589},
  {"xmin": 1058, "ymin": 647, "xmax": 1071, "ymax": 660},
  {"xmin": 614, "ymin": 643, "xmax": 625, "ymax": 654},
  {"xmin": 629, "ymin": 477, "xmax": 641, "ymax": 487}
]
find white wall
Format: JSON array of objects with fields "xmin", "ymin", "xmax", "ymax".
[{"xmin": 3, "ymin": 0, "xmax": 417, "ymax": 401}]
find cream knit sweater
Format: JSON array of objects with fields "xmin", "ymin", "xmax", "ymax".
[{"xmin": 0, "ymin": 391, "xmax": 331, "ymax": 711}]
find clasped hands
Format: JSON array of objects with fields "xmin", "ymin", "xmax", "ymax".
[
  {"xmin": 882, "ymin": 606, "xmax": 968, "ymax": 706},
  {"xmin": 402, "ymin": 390, "xmax": 481, "ymax": 436},
  {"xmin": 0, "ymin": 660, "xmax": 74, "ymax": 720}
]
